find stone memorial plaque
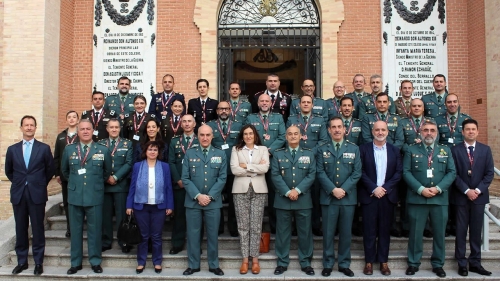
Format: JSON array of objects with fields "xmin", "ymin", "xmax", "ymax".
[
  {"xmin": 381, "ymin": 0, "xmax": 448, "ymax": 98},
  {"xmin": 93, "ymin": 0, "xmax": 157, "ymax": 105}
]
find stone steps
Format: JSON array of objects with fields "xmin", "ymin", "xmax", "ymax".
[{"xmin": 1, "ymin": 266, "xmax": 499, "ymax": 281}]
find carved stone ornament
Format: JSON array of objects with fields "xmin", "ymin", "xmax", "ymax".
[
  {"xmin": 384, "ymin": 0, "xmax": 446, "ymax": 24},
  {"xmin": 94, "ymin": 0, "xmax": 155, "ymax": 26}
]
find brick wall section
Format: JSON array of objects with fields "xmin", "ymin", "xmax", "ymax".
[
  {"xmin": 337, "ymin": 0, "xmax": 382, "ymax": 94},
  {"xmin": 58, "ymin": 0, "xmax": 75, "ymax": 131}
]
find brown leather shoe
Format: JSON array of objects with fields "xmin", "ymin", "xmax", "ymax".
[
  {"xmin": 363, "ymin": 263, "xmax": 373, "ymax": 275},
  {"xmin": 239, "ymin": 261, "xmax": 248, "ymax": 274},
  {"xmin": 380, "ymin": 262, "xmax": 391, "ymax": 276},
  {"xmin": 251, "ymin": 261, "xmax": 260, "ymax": 274}
]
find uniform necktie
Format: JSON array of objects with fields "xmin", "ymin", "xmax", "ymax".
[
  {"xmin": 138, "ymin": 114, "xmax": 142, "ymax": 120},
  {"xmin": 233, "ymin": 101, "xmax": 237, "ymax": 108},
  {"xmin": 303, "ymin": 116, "xmax": 308, "ymax": 123},
  {"xmin": 380, "ymin": 114, "xmax": 386, "ymax": 120},
  {"xmin": 202, "ymin": 100, "xmax": 206, "ymax": 107},
  {"xmin": 203, "ymin": 148, "xmax": 208, "ymax": 158},
  {"xmin": 427, "ymin": 146, "xmax": 432, "ymax": 157},
  {"xmin": 335, "ymin": 143, "xmax": 340, "ymax": 151},
  {"xmin": 468, "ymin": 146, "xmax": 474, "ymax": 161},
  {"xmin": 111, "ymin": 139, "xmax": 116, "ymax": 149},
  {"xmin": 291, "ymin": 149, "xmax": 296, "ymax": 160},
  {"xmin": 263, "ymin": 115, "xmax": 267, "ymax": 121},
  {"xmin": 94, "ymin": 111, "xmax": 99, "ymax": 119},
  {"xmin": 186, "ymin": 136, "xmax": 191, "ymax": 144},
  {"xmin": 83, "ymin": 144, "xmax": 88, "ymax": 154},
  {"xmin": 415, "ymin": 118, "xmax": 420, "ymax": 128},
  {"xmin": 174, "ymin": 116, "xmax": 179, "ymax": 126},
  {"xmin": 450, "ymin": 115, "xmax": 456, "ymax": 123},
  {"xmin": 24, "ymin": 142, "xmax": 32, "ymax": 168},
  {"xmin": 437, "ymin": 95, "xmax": 442, "ymax": 103},
  {"xmin": 337, "ymin": 99, "xmax": 340, "ymax": 106},
  {"xmin": 344, "ymin": 119, "xmax": 349, "ymax": 128},
  {"xmin": 165, "ymin": 94, "xmax": 170, "ymax": 101},
  {"xmin": 405, "ymin": 100, "xmax": 410, "ymax": 107},
  {"xmin": 357, "ymin": 93, "xmax": 362, "ymax": 99},
  {"xmin": 271, "ymin": 94, "xmax": 275, "ymax": 102},
  {"xmin": 222, "ymin": 122, "xmax": 227, "ymax": 134},
  {"xmin": 121, "ymin": 96, "xmax": 126, "ymax": 103}
]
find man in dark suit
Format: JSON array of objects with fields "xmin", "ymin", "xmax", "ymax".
[
  {"xmin": 187, "ymin": 79, "xmax": 218, "ymax": 132},
  {"xmin": 252, "ymin": 73, "xmax": 292, "ymax": 123},
  {"xmin": 451, "ymin": 119, "xmax": 494, "ymax": 276},
  {"xmin": 5, "ymin": 115, "xmax": 55, "ymax": 276},
  {"xmin": 148, "ymin": 74, "xmax": 186, "ymax": 121},
  {"xmin": 358, "ymin": 121, "xmax": 402, "ymax": 276}
]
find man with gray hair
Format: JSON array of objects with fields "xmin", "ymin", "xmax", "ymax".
[{"xmin": 358, "ymin": 74, "xmax": 396, "ymax": 120}]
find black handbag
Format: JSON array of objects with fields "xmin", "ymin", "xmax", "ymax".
[{"xmin": 117, "ymin": 213, "xmax": 142, "ymax": 245}]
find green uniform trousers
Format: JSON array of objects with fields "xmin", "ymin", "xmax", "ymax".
[
  {"xmin": 69, "ymin": 204, "xmax": 102, "ymax": 267},
  {"xmin": 275, "ymin": 208, "xmax": 313, "ymax": 268},
  {"xmin": 171, "ymin": 188, "xmax": 187, "ymax": 248},
  {"xmin": 102, "ymin": 192, "xmax": 127, "ymax": 248},
  {"xmin": 322, "ymin": 204, "xmax": 354, "ymax": 269}
]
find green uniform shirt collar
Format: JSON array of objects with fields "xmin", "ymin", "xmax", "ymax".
[
  {"xmin": 109, "ymin": 137, "xmax": 119, "ymax": 142},
  {"xmin": 426, "ymin": 143, "xmax": 435, "ymax": 150},
  {"xmin": 184, "ymin": 133, "xmax": 194, "ymax": 139},
  {"xmin": 201, "ymin": 145, "xmax": 211, "ymax": 153},
  {"xmin": 448, "ymin": 112, "xmax": 458, "ymax": 118},
  {"xmin": 230, "ymin": 98, "xmax": 239, "ymax": 104},
  {"xmin": 435, "ymin": 92, "xmax": 445, "ymax": 100},
  {"xmin": 332, "ymin": 140, "xmax": 343, "ymax": 147},
  {"xmin": 300, "ymin": 113, "xmax": 311, "ymax": 119},
  {"xmin": 288, "ymin": 146, "xmax": 300, "ymax": 154},
  {"xmin": 377, "ymin": 111, "xmax": 388, "ymax": 116},
  {"xmin": 80, "ymin": 141, "xmax": 93, "ymax": 150}
]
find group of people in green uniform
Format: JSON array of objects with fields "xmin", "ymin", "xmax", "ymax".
[{"xmin": 9, "ymin": 73, "xmax": 493, "ymax": 278}]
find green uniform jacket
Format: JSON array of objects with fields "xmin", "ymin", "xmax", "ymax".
[
  {"xmin": 343, "ymin": 118, "xmax": 363, "ymax": 145},
  {"xmin": 290, "ymin": 97, "xmax": 329, "ymax": 121},
  {"xmin": 345, "ymin": 91, "xmax": 368, "ymax": 119},
  {"xmin": 316, "ymin": 142, "xmax": 361, "ymax": 206},
  {"xmin": 229, "ymin": 99, "xmax": 252, "ymax": 124},
  {"xmin": 98, "ymin": 138, "xmax": 133, "ymax": 192},
  {"xmin": 325, "ymin": 98, "xmax": 342, "ymax": 120},
  {"xmin": 206, "ymin": 119, "xmax": 243, "ymax": 174},
  {"xmin": 61, "ymin": 142, "xmax": 112, "ymax": 206},
  {"xmin": 271, "ymin": 147, "xmax": 316, "ymax": 210},
  {"xmin": 422, "ymin": 92, "xmax": 448, "ymax": 118},
  {"xmin": 104, "ymin": 93, "xmax": 138, "ymax": 117},
  {"xmin": 358, "ymin": 94, "xmax": 396, "ymax": 121},
  {"xmin": 168, "ymin": 135, "xmax": 200, "ymax": 189},
  {"xmin": 286, "ymin": 114, "xmax": 329, "ymax": 155},
  {"xmin": 182, "ymin": 146, "xmax": 227, "ymax": 209},
  {"xmin": 435, "ymin": 112, "xmax": 471, "ymax": 148},
  {"xmin": 361, "ymin": 113, "xmax": 404, "ymax": 149},
  {"xmin": 394, "ymin": 97, "xmax": 413, "ymax": 119},
  {"xmin": 403, "ymin": 143, "xmax": 456, "ymax": 205},
  {"xmin": 246, "ymin": 113, "xmax": 286, "ymax": 154},
  {"xmin": 400, "ymin": 116, "xmax": 435, "ymax": 153},
  {"xmin": 81, "ymin": 109, "xmax": 117, "ymax": 142}
]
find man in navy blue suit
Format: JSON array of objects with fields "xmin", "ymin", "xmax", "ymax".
[
  {"xmin": 358, "ymin": 121, "xmax": 402, "ymax": 276},
  {"xmin": 451, "ymin": 119, "xmax": 494, "ymax": 277},
  {"xmin": 5, "ymin": 115, "xmax": 55, "ymax": 276}
]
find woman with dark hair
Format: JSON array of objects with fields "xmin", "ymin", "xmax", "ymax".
[
  {"xmin": 161, "ymin": 99, "xmax": 185, "ymax": 144},
  {"xmin": 126, "ymin": 141, "xmax": 174, "ymax": 274},
  {"xmin": 230, "ymin": 124, "xmax": 269, "ymax": 274},
  {"xmin": 133, "ymin": 119, "xmax": 169, "ymax": 163},
  {"xmin": 122, "ymin": 95, "xmax": 155, "ymax": 146},
  {"xmin": 53, "ymin": 110, "xmax": 80, "ymax": 237}
]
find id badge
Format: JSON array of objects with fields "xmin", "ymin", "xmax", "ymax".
[
  {"xmin": 133, "ymin": 135, "xmax": 140, "ymax": 141},
  {"xmin": 448, "ymin": 138, "xmax": 454, "ymax": 144},
  {"xmin": 93, "ymin": 130, "xmax": 99, "ymax": 136},
  {"xmin": 221, "ymin": 144, "xmax": 229, "ymax": 150},
  {"xmin": 427, "ymin": 169, "xmax": 433, "ymax": 178},
  {"xmin": 78, "ymin": 168, "xmax": 86, "ymax": 175}
]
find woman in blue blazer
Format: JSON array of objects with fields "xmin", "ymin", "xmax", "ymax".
[{"xmin": 126, "ymin": 140, "xmax": 174, "ymax": 274}]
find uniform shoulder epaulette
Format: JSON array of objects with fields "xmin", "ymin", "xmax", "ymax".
[
  {"xmin": 281, "ymin": 92, "xmax": 290, "ymax": 97},
  {"xmin": 301, "ymin": 147, "xmax": 312, "ymax": 151},
  {"xmin": 150, "ymin": 114, "xmax": 156, "ymax": 118},
  {"xmin": 171, "ymin": 135, "xmax": 181, "ymax": 139},
  {"xmin": 96, "ymin": 142, "xmax": 108, "ymax": 148},
  {"xmin": 255, "ymin": 90, "xmax": 265, "ymax": 95},
  {"xmin": 66, "ymin": 143, "xmax": 77, "ymax": 148},
  {"xmin": 109, "ymin": 110, "xmax": 116, "ymax": 116},
  {"xmin": 275, "ymin": 147, "xmax": 286, "ymax": 152},
  {"xmin": 97, "ymin": 139, "xmax": 106, "ymax": 144},
  {"xmin": 82, "ymin": 110, "xmax": 87, "ymax": 116},
  {"xmin": 106, "ymin": 93, "xmax": 118, "ymax": 97},
  {"xmin": 352, "ymin": 117, "xmax": 362, "ymax": 122},
  {"xmin": 460, "ymin": 112, "xmax": 471, "ymax": 118},
  {"xmin": 176, "ymin": 92, "xmax": 183, "ymax": 96},
  {"xmin": 345, "ymin": 140, "xmax": 358, "ymax": 146},
  {"xmin": 312, "ymin": 113, "xmax": 323, "ymax": 118},
  {"xmin": 125, "ymin": 114, "xmax": 129, "ymax": 118}
]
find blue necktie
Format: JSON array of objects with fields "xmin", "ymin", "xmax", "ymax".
[{"xmin": 24, "ymin": 142, "xmax": 32, "ymax": 168}]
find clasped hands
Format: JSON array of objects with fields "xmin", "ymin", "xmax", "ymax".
[
  {"xmin": 197, "ymin": 194, "xmax": 212, "ymax": 206},
  {"xmin": 466, "ymin": 189, "xmax": 480, "ymax": 201},
  {"xmin": 421, "ymin": 187, "xmax": 439, "ymax": 198},
  {"xmin": 287, "ymin": 189, "xmax": 299, "ymax": 201},
  {"xmin": 372, "ymin": 186, "xmax": 387, "ymax": 199},
  {"xmin": 332, "ymin": 187, "xmax": 346, "ymax": 199}
]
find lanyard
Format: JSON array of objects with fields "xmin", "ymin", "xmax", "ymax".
[
  {"xmin": 200, "ymin": 100, "xmax": 207, "ymax": 123},
  {"xmin": 267, "ymin": 91, "xmax": 279, "ymax": 110},
  {"xmin": 427, "ymin": 148, "xmax": 434, "ymax": 168},
  {"xmin": 230, "ymin": 100, "xmax": 242, "ymax": 118},
  {"xmin": 217, "ymin": 120, "xmax": 232, "ymax": 143},
  {"xmin": 297, "ymin": 114, "xmax": 312, "ymax": 133},
  {"xmin": 258, "ymin": 113, "xmax": 270, "ymax": 133},
  {"xmin": 133, "ymin": 113, "xmax": 147, "ymax": 133},
  {"xmin": 180, "ymin": 135, "xmax": 196, "ymax": 154},
  {"xmin": 105, "ymin": 138, "xmax": 120, "ymax": 156},
  {"xmin": 375, "ymin": 112, "xmax": 390, "ymax": 122},
  {"xmin": 399, "ymin": 98, "xmax": 411, "ymax": 118},
  {"xmin": 446, "ymin": 114, "xmax": 457, "ymax": 134},
  {"xmin": 331, "ymin": 99, "xmax": 340, "ymax": 114},
  {"xmin": 409, "ymin": 117, "xmax": 423, "ymax": 134},
  {"xmin": 91, "ymin": 110, "xmax": 105, "ymax": 126},
  {"xmin": 162, "ymin": 92, "xmax": 175, "ymax": 110},
  {"xmin": 170, "ymin": 115, "xmax": 182, "ymax": 134},
  {"xmin": 77, "ymin": 144, "xmax": 91, "ymax": 168},
  {"xmin": 465, "ymin": 143, "xmax": 474, "ymax": 167},
  {"xmin": 66, "ymin": 133, "xmax": 77, "ymax": 145},
  {"xmin": 344, "ymin": 118, "xmax": 354, "ymax": 136}
]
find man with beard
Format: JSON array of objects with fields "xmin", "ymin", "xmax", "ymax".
[
  {"xmin": 345, "ymin": 74, "xmax": 369, "ymax": 119},
  {"xmin": 403, "ymin": 120, "xmax": 456, "ymax": 278},
  {"xmin": 326, "ymin": 81, "xmax": 346, "ymax": 120},
  {"xmin": 436, "ymin": 93, "xmax": 471, "ymax": 149},
  {"xmin": 207, "ymin": 101, "xmax": 243, "ymax": 236},
  {"xmin": 148, "ymin": 74, "xmax": 186, "ymax": 121},
  {"xmin": 252, "ymin": 74, "xmax": 292, "ymax": 123},
  {"xmin": 82, "ymin": 91, "xmax": 117, "ymax": 142},
  {"xmin": 104, "ymin": 76, "xmax": 137, "ymax": 123},
  {"xmin": 358, "ymin": 121, "xmax": 402, "ymax": 276},
  {"xmin": 394, "ymin": 80, "xmax": 414, "ymax": 119},
  {"xmin": 290, "ymin": 79, "xmax": 328, "ymax": 120},
  {"xmin": 358, "ymin": 74, "xmax": 396, "ymax": 121},
  {"xmin": 422, "ymin": 74, "xmax": 448, "ymax": 118},
  {"xmin": 246, "ymin": 94, "xmax": 286, "ymax": 234},
  {"xmin": 228, "ymin": 82, "xmax": 252, "ymax": 123}
]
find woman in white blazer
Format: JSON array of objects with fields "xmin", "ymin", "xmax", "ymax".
[{"xmin": 230, "ymin": 124, "xmax": 269, "ymax": 275}]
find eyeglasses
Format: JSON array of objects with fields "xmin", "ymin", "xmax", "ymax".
[
  {"xmin": 334, "ymin": 86, "xmax": 345, "ymax": 89},
  {"xmin": 217, "ymin": 108, "xmax": 231, "ymax": 111},
  {"xmin": 302, "ymin": 85, "xmax": 314, "ymax": 88}
]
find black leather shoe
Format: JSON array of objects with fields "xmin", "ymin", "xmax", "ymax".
[
  {"xmin": 423, "ymin": 229, "xmax": 433, "ymax": 238},
  {"xmin": 92, "ymin": 265, "xmax": 103, "ymax": 273},
  {"xmin": 432, "ymin": 267, "xmax": 446, "ymax": 278},
  {"xmin": 312, "ymin": 228, "xmax": 323, "ymax": 236},
  {"xmin": 402, "ymin": 230, "xmax": 409, "ymax": 237},
  {"xmin": 274, "ymin": 266, "xmax": 287, "ymax": 275},
  {"xmin": 458, "ymin": 266, "xmax": 468, "ymax": 276},
  {"xmin": 154, "ymin": 266, "xmax": 162, "ymax": 274},
  {"xmin": 67, "ymin": 265, "xmax": 82, "ymax": 275},
  {"xmin": 169, "ymin": 247, "xmax": 182, "ymax": 254},
  {"xmin": 390, "ymin": 229, "xmax": 402, "ymax": 237},
  {"xmin": 301, "ymin": 266, "xmax": 315, "ymax": 275},
  {"xmin": 209, "ymin": 268, "xmax": 224, "ymax": 276},
  {"xmin": 339, "ymin": 267, "xmax": 354, "ymax": 277},
  {"xmin": 65, "ymin": 230, "xmax": 71, "ymax": 238},
  {"xmin": 136, "ymin": 266, "xmax": 144, "ymax": 274},
  {"xmin": 101, "ymin": 246, "xmax": 112, "ymax": 252},
  {"xmin": 183, "ymin": 268, "xmax": 200, "ymax": 275},
  {"xmin": 230, "ymin": 231, "xmax": 239, "ymax": 237},
  {"xmin": 405, "ymin": 266, "xmax": 418, "ymax": 275},
  {"xmin": 121, "ymin": 245, "xmax": 131, "ymax": 253},
  {"xmin": 321, "ymin": 268, "xmax": 332, "ymax": 277},
  {"xmin": 34, "ymin": 264, "xmax": 43, "ymax": 276},
  {"xmin": 218, "ymin": 229, "xmax": 224, "ymax": 235},
  {"xmin": 270, "ymin": 228, "xmax": 276, "ymax": 234},
  {"xmin": 352, "ymin": 228, "xmax": 363, "ymax": 236},
  {"xmin": 12, "ymin": 263, "xmax": 28, "ymax": 274},
  {"xmin": 292, "ymin": 229, "xmax": 297, "ymax": 236},
  {"xmin": 470, "ymin": 265, "xmax": 491, "ymax": 276}
]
